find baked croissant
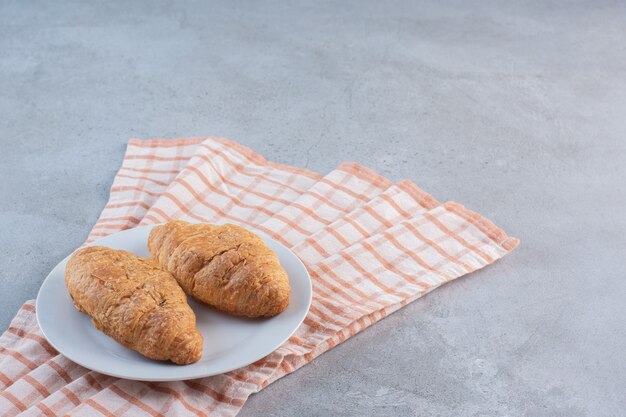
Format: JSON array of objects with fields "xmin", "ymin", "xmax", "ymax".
[
  {"xmin": 64, "ymin": 246, "xmax": 203, "ymax": 364},
  {"xmin": 148, "ymin": 221, "xmax": 290, "ymax": 318}
]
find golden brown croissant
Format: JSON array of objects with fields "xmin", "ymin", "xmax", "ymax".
[
  {"xmin": 148, "ymin": 221, "xmax": 290, "ymax": 318},
  {"xmin": 64, "ymin": 246, "xmax": 203, "ymax": 364}
]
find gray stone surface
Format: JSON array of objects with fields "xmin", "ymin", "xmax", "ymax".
[{"xmin": 1, "ymin": 0, "xmax": 624, "ymax": 415}]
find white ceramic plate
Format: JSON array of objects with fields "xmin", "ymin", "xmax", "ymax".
[{"xmin": 36, "ymin": 225, "xmax": 312, "ymax": 381}]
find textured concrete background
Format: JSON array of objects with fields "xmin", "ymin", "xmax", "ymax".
[{"xmin": 1, "ymin": 0, "xmax": 625, "ymax": 416}]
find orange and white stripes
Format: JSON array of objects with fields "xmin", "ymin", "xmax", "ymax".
[
  {"xmin": 136, "ymin": 138, "xmax": 321, "ymax": 232},
  {"xmin": 88, "ymin": 138, "xmax": 205, "ymax": 241},
  {"xmin": 259, "ymin": 162, "xmax": 392, "ymax": 246},
  {"xmin": 0, "ymin": 137, "xmax": 518, "ymax": 417}
]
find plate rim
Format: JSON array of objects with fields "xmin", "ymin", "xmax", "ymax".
[{"xmin": 35, "ymin": 224, "xmax": 312, "ymax": 381}]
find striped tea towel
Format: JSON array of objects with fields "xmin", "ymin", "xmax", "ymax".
[{"xmin": 0, "ymin": 137, "xmax": 519, "ymax": 416}]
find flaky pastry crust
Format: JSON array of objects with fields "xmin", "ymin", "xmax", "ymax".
[
  {"xmin": 148, "ymin": 221, "xmax": 290, "ymax": 318},
  {"xmin": 64, "ymin": 246, "xmax": 203, "ymax": 364}
]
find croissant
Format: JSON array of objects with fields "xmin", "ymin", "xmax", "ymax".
[
  {"xmin": 148, "ymin": 221, "xmax": 290, "ymax": 318},
  {"xmin": 64, "ymin": 246, "xmax": 203, "ymax": 364}
]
